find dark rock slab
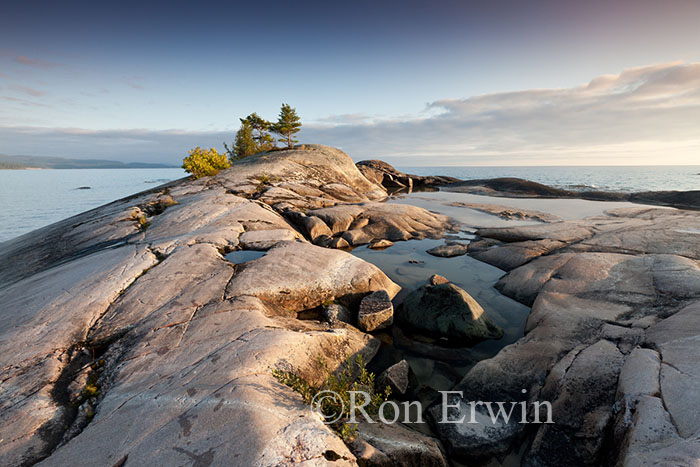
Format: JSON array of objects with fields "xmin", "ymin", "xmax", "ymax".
[{"xmin": 398, "ymin": 283, "xmax": 503, "ymax": 342}]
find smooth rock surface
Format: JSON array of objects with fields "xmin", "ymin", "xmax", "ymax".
[
  {"xmin": 0, "ymin": 146, "xmax": 415, "ymax": 466},
  {"xmin": 226, "ymin": 242, "xmax": 400, "ymax": 313},
  {"xmin": 434, "ymin": 205, "xmax": 700, "ymax": 465},
  {"xmin": 470, "ymin": 239, "xmax": 565, "ymax": 271}
]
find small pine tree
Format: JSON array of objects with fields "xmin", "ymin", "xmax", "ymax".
[
  {"xmin": 230, "ymin": 119, "xmax": 257, "ymax": 160},
  {"xmin": 271, "ymin": 104, "xmax": 302, "ymax": 149},
  {"xmin": 182, "ymin": 147, "xmax": 230, "ymax": 179},
  {"xmin": 244, "ymin": 113, "xmax": 275, "ymax": 150}
]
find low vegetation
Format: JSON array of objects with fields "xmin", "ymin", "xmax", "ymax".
[
  {"xmin": 181, "ymin": 146, "xmax": 230, "ymax": 179},
  {"xmin": 272, "ymin": 354, "xmax": 391, "ymax": 441},
  {"xmin": 182, "ymin": 104, "xmax": 303, "ymax": 178}
]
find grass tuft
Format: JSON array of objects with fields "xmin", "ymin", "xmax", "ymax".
[{"xmin": 272, "ymin": 354, "xmax": 391, "ymax": 441}]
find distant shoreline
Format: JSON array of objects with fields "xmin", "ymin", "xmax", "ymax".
[{"xmin": 0, "ymin": 154, "xmax": 177, "ymax": 170}]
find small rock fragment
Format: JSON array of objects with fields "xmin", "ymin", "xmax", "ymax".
[
  {"xmin": 377, "ymin": 360, "xmax": 411, "ymax": 396},
  {"xmin": 429, "ymin": 274, "xmax": 449, "ymax": 285},
  {"xmin": 358, "ymin": 290, "xmax": 394, "ymax": 332},
  {"xmin": 368, "ymin": 239, "xmax": 394, "ymax": 250}
]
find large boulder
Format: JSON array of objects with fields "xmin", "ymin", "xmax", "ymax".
[
  {"xmin": 226, "ymin": 242, "xmax": 400, "ymax": 312},
  {"xmin": 398, "ymin": 283, "xmax": 503, "ymax": 342},
  {"xmin": 217, "ymin": 145, "xmax": 387, "ymax": 201},
  {"xmin": 356, "ymin": 159, "xmax": 459, "ymax": 190},
  {"xmin": 309, "ymin": 201, "xmax": 455, "ymax": 246}
]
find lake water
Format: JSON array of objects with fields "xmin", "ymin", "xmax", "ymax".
[
  {"xmin": 0, "ymin": 168, "xmax": 187, "ymax": 243},
  {"xmin": 400, "ymin": 165, "xmax": 700, "ymax": 193},
  {"xmin": 0, "ymin": 165, "xmax": 698, "ymax": 243}
]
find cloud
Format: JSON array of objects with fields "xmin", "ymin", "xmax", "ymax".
[
  {"xmin": 0, "ymin": 62, "xmax": 698, "ymax": 165},
  {"xmin": 300, "ymin": 61, "xmax": 700, "ymax": 165},
  {"xmin": 122, "ymin": 76, "xmax": 146, "ymax": 90},
  {"xmin": 1, "ymin": 96, "xmax": 51, "ymax": 108},
  {"xmin": 311, "ymin": 113, "xmax": 375, "ymax": 126},
  {"xmin": 14, "ymin": 56, "xmax": 60, "ymax": 69},
  {"xmin": 9, "ymin": 84, "xmax": 46, "ymax": 96}
]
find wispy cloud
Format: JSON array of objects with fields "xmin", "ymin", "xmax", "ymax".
[
  {"xmin": 9, "ymin": 84, "xmax": 46, "ymax": 97},
  {"xmin": 122, "ymin": 76, "xmax": 145, "ymax": 90},
  {"xmin": 1, "ymin": 96, "xmax": 51, "ymax": 108},
  {"xmin": 14, "ymin": 56, "xmax": 61, "ymax": 69}
]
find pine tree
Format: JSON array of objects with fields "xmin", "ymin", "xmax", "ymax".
[
  {"xmin": 271, "ymin": 104, "xmax": 302, "ymax": 149},
  {"xmin": 243, "ymin": 113, "xmax": 274, "ymax": 150},
  {"xmin": 232, "ymin": 120, "xmax": 257, "ymax": 160}
]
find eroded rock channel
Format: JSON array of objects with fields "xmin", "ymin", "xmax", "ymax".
[{"xmin": 0, "ymin": 146, "xmax": 698, "ymax": 467}]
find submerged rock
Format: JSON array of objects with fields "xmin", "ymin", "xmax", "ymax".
[
  {"xmin": 358, "ymin": 290, "xmax": 394, "ymax": 332},
  {"xmin": 398, "ymin": 283, "xmax": 503, "ymax": 342},
  {"xmin": 426, "ymin": 241, "xmax": 469, "ymax": 258}
]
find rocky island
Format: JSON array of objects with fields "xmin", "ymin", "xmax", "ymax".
[{"xmin": 1, "ymin": 145, "xmax": 698, "ymax": 466}]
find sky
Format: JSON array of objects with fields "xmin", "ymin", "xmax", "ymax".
[{"xmin": 1, "ymin": 0, "xmax": 699, "ymax": 166}]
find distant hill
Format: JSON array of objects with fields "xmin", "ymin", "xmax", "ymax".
[{"xmin": 0, "ymin": 154, "xmax": 178, "ymax": 169}]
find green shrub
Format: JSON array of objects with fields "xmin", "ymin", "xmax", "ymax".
[
  {"xmin": 182, "ymin": 147, "xmax": 230, "ymax": 179},
  {"xmin": 272, "ymin": 354, "xmax": 391, "ymax": 441}
]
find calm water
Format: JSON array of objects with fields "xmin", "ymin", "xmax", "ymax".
[
  {"xmin": 0, "ymin": 168, "xmax": 187, "ymax": 243},
  {"xmin": 1, "ymin": 165, "xmax": 698, "ymax": 243},
  {"xmin": 400, "ymin": 165, "xmax": 700, "ymax": 193}
]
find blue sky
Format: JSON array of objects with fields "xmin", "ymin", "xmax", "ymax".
[{"xmin": 1, "ymin": 0, "xmax": 699, "ymax": 165}]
